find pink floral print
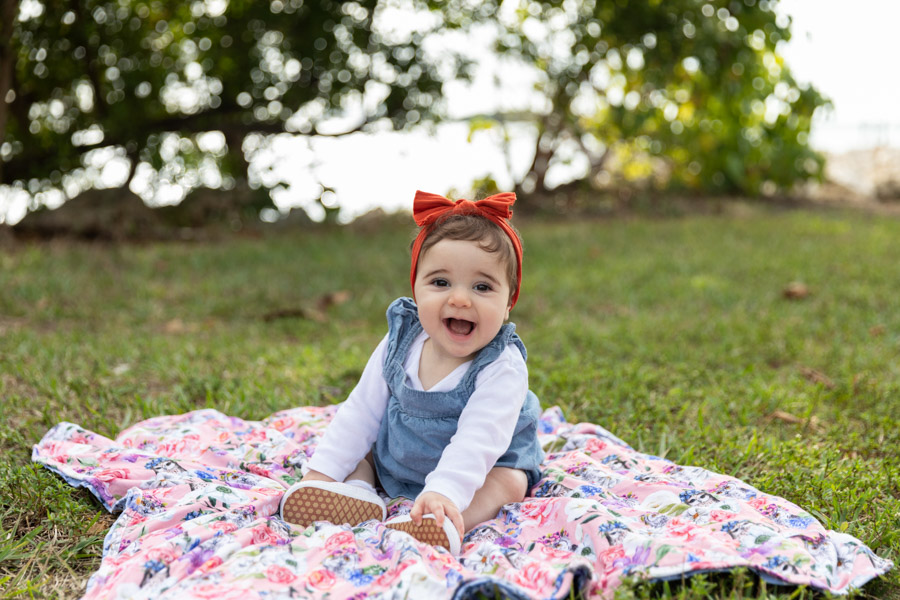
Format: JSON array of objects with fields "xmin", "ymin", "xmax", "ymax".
[{"xmin": 32, "ymin": 405, "xmax": 891, "ymax": 599}]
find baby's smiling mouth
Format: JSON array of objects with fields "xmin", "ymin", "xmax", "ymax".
[{"xmin": 444, "ymin": 318, "xmax": 475, "ymax": 336}]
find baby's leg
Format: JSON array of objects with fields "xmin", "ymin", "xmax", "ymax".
[
  {"xmin": 343, "ymin": 453, "xmax": 377, "ymax": 488},
  {"xmin": 301, "ymin": 452, "xmax": 376, "ymax": 487},
  {"xmin": 462, "ymin": 467, "xmax": 528, "ymax": 532},
  {"xmin": 282, "ymin": 454, "xmax": 383, "ymax": 527}
]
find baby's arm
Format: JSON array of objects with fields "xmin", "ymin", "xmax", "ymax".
[
  {"xmin": 411, "ymin": 347, "xmax": 529, "ymax": 535},
  {"xmin": 304, "ymin": 335, "xmax": 390, "ymax": 482}
]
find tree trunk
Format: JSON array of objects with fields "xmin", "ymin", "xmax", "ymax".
[
  {"xmin": 514, "ymin": 118, "xmax": 554, "ymax": 212},
  {"xmin": 0, "ymin": 0, "xmax": 19, "ymax": 181}
]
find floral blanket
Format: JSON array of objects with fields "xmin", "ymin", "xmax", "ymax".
[{"xmin": 33, "ymin": 405, "xmax": 891, "ymax": 599}]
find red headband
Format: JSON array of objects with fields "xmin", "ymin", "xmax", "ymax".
[{"xmin": 410, "ymin": 190, "xmax": 523, "ymax": 308}]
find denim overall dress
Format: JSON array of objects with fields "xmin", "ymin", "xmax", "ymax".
[{"xmin": 372, "ymin": 297, "xmax": 544, "ymax": 502}]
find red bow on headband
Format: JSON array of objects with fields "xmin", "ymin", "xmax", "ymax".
[
  {"xmin": 410, "ymin": 190, "xmax": 523, "ymax": 308},
  {"xmin": 413, "ymin": 190, "xmax": 517, "ymax": 227}
]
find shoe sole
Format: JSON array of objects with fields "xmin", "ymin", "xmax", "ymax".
[
  {"xmin": 385, "ymin": 518, "xmax": 453, "ymax": 551},
  {"xmin": 281, "ymin": 485, "xmax": 384, "ymax": 528}
]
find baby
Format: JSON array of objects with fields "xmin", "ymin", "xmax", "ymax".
[{"xmin": 279, "ymin": 190, "xmax": 544, "ymax": 553}]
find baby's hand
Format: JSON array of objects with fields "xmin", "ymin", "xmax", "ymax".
[{"xmin": 410, "ymin": 491, "xmax": 464, "ymax": 539}]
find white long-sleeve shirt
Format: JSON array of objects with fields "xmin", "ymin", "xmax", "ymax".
[{"xmin": 307, "ymin": 330, "xmax": 528, "ymax": 512}]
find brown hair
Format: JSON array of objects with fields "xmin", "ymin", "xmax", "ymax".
[{"xmin": 413, "ymin": 213, "xmax": 520, "ymax": 302}]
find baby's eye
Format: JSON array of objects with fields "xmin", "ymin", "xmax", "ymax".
[
  {"xmin": 431, "ymin": 278, "xmax": 449, "ymax": 287},
  {"xmin": 474, "ymin": 283, "xmax": 493, "ymax": 293}
]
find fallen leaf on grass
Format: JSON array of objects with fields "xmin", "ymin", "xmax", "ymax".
[
  {"xmin": 262, "ymin": 308, "xmax": 325, "ymax": 323},
  {"xmin": 87, "ymin": 515, "xmax": 115, "ymax": 536},
  {"xmin": 799, "ymin": 366, "xmax": 836, "ymax": 389},
  {"xmin": 869, "ymin": 325, "xmax": 885, "ymax": 337},
  {"xmin": 163, "ymin": 318, "xmax": 185, "ymax": 333},
  {"xmin": 263, "ymin": 291, "xmax": 352, "ymax": 323},
  {"xmin": 771, "ymin": 410, "xmax": 803, "ymax": 424},
  {"xmin": 162, "ymin": 319, "xmax": 201, "ymax": 333},
  {"xmin": 782, "ymin": 281, "xmax": 810, "ymax": 300},
  {"xmin": 316, "ymin": 290, "xmax": 351, "ymax": 311},
  {"xmin": 767, "ymin": 410, "xmax": 823, "ymax": 431}
]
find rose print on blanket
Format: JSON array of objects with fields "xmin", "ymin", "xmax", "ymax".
[{"xmin": 32, "ymin": 405, "xmax": 891, "ymax": 599}]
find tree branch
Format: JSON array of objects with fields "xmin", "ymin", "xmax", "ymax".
[
  {"xmin": 1, "ymin": 106, "xmax": 380, "ymax": 184},
  {"xmin": 70, "ymin": 0, "xmax": 108, "ymax": 120}
]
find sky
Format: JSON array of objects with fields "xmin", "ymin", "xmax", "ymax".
[{"xmin": 778, "ymin": 0, "xmax": 900, "ymax": 150}]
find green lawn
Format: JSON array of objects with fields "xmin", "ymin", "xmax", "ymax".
[{"xmin": 1, "ymin": 208, "xmax": 898, "ymax": 598}]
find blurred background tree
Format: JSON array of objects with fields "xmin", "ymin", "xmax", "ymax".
[
  {"xmin": 459, "ymin": 0, "xmax": 829, "ymax": 207},
  {"xmin": 1, "ymin": 0, "xmax": 827, "ymax": 229},
  {"xmin": 2, "ymin": 0, "xmax": 463, "ymax": 228}
]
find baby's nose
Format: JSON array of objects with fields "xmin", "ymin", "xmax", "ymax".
[{"xmin": 448, "ymin": 288, "xmax": 471, "ymax": 306}]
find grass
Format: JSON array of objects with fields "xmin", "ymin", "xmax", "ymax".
[{"xmin": 1, "ymin": 206, "xmax": 898, "ymax": 598}]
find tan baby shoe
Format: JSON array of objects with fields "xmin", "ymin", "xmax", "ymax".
[
  {"xmin": 279, "ymin": 480, "xmax": 386, "ymax": 528},
  {"xmin": 384, "ymin": 513, "xmax": 462, "ymax": 555}
]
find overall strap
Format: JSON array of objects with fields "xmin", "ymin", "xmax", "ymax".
[
  {"xmin": 381, "ymin": 297, "xmax": 422, "ymax": 385},
  {"xmin": 459, "ymin": 323, "xmax": 527, "ymax": 392}
]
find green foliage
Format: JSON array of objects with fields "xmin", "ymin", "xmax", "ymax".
[
  {"xmin": 4, "ymin": 0, "xmax": 829, "ymax": 221},
  {"xmin": 2, "ymin": 0, "xmax": 455, "ymax": 204},
  {"xmin": 460, "ymin": 0, "xmax": 828, "ymax": 197}
]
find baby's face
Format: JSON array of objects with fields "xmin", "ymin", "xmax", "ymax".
[{"xmin": 413, "ymin": 238, "xmax": 512, "ymax": 363}]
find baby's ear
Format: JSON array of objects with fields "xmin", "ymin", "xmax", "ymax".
[{"xmin": 504, "ymin": 304, "xmax": 511, "ymax": 321}]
